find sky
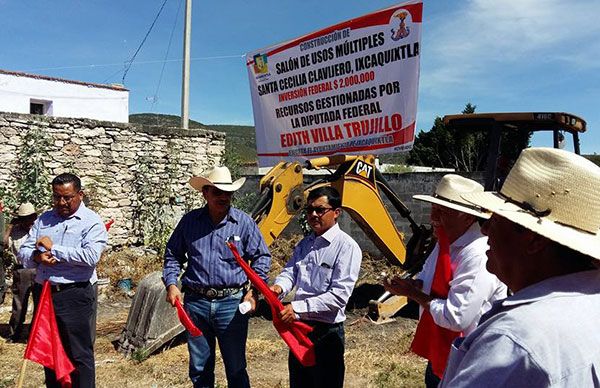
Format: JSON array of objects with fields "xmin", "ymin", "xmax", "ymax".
[{"xmin": 2, "ymin": 0, "xmax": 599, "ymax": 154}]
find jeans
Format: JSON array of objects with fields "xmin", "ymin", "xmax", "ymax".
[
  {"xmin": 289, "ymin": 321, "xmax": 345, "ymax": 388},
  {"xmin": 184, "ymin": 290, "xmax": 250, "ymax": 388}
]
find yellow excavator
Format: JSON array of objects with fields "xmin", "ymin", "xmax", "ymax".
[{"xmin": 250, "ymin": 154, "xmax": 434, "ymax": 323}]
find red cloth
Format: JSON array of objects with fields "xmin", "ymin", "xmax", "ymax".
[
  {"xmin": 226, "ymin": 242, "xmax": 316, "ymax": 367},
  {"xmin": 24, "ymin": 281, "xmax": 75, "ymax": 387},
  {"xmin": 105, "ymin": 219, "xmax": 114, "ymax": 231},
  {"xmin": 174, "ymin": 299, "xmax": 203, "ymax": 337},
  {"xmin": 410, "ymin": 227, "xmax": 462, "ymax": 378}
]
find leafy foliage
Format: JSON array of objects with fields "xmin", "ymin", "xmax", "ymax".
[
  {"xmin": 0, "ymin": 126, "xmax": 52, "ymax": 213},
  {"xmin": 407, "ymin": 103, "xmax": 531, "ymax": 171}
]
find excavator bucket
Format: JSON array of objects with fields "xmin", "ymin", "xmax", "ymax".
[{"xmin": 115, "ymin": 271, "xmax": 185, "ymax": 357}]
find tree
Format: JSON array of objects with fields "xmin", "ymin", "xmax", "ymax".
[{"xmin": 407, "ymin": 103, "xmax": 530, "ymax": 171}]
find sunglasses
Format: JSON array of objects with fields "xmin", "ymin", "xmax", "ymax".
[{"xmin": 304, "ymin": 206, "xmax": 334, "ymax": 216}]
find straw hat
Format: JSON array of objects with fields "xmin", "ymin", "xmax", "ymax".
[
  {"xmin": 189, "ymin": 166, "xmax": 246, "ymax": 192},
  {"xmin": 16, "ymin": 202, "xmax": 36, "ymax": 217},
  {"xmin": 462, "ymin": 148, "xmax": 600, "ymax": 260},
  {"xmin": 413, "ymin": 174, "xmax": 490, "ymax": 219}
]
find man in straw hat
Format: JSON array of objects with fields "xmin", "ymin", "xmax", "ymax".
[
  {"xmin": 440, "ymin": 148, "xmax": 600, "ymax": 387},
  {"xmin": 163, "ymin": 165, "xmax": 271, "ymax": 388},
  {"xmin": 3, "ymin": 202, "xmax": 38, "ymax": 342},
  {"xmin": 384, "ymin": 174, "xmax": 506, "ymax": 388}
]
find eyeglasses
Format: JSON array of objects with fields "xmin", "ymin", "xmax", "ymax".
[
  {"xmin": 52, "ymin": 194, "xmax": 78, "ymax": 204},
  {"xmin": 304, "ymin": 206, "xmax": 334, "ymax": 216}
]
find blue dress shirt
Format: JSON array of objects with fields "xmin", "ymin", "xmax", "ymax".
[
  {"xmin": 163, "ymin": 206, "xmax": 271, "ymax": 289},
  {"xmin": 274, "ymin": 223, "xmax": 362, "ymax": 324},
  {"xmin": 18, "ymin": 203, "xmax": 108, "ymax": 285}
]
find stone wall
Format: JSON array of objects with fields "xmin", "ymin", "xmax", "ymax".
[
  {"xmin": 239, "ymin": 170, "xmax": 484, "ymax": 260},
  {"xmin": 0, "ymin": 112, "xmax": 225, "ymax": 246}
]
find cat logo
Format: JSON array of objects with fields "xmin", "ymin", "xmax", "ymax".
[{"xmin": 353, "ymin": 160, "xmax": 373, "ymax": 180}]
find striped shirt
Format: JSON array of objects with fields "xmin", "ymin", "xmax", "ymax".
[
  {"xmin": 163, "ymin": 206, "xmax": 271, "ymax": 289},
  {"xmin": 274, "ymin": 223, "xmax": 362, "ymax": 324},
  {"xmin": 18, "ymin": 202, "xmax": 108, "ymax": 284}
]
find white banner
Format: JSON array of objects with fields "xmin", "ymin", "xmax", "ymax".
[{"xmin": 247, "ymin": 1, "xmax": 422, "ymax": 167}]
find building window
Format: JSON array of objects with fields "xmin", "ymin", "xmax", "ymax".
[{"xmin": 29, "ymin": 99, "xmax": 53, "ymax": 115}]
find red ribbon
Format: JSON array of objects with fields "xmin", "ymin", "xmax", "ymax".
[
  {"xmin": 175, "ymin": 299, "xmax": 203, "ymax": 337},
  {"xmin": 226, "ymin": 241, "xmax": 316, "ymax": 367}
]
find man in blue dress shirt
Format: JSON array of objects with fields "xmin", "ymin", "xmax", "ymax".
[
  {"xmin": 163, "ymin": 166, "xmax": 271, "ymax": 388},
  {"xmin": 19, "ymin": 173, "xmax": 108, "ymax": 388},
  {"xmin": 270, "ymin": 186, "xmax": 362, "ymax": 388}
]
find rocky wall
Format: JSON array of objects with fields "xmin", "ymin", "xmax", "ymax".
[{"xmin": 0, "ymin": 112, "xmax": 225, "ymax": 246}]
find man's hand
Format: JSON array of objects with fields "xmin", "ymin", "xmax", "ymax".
[
  {"xmin": 279, "ymin": 304, "xmax": 297, "ymax": 324},
  {"xmin": 384, "ymin": 277, "xmax": 423, "ymax": 298},
  {"xmin": 166, "ymin": 284, "xmax": 182, "ymax": 306},
  {"xmin": 36, "ymin": 236, "xmax": 53, "ymax": 252},
  {"xmin": 269, "ymin": 284, "xmax": 283, "ymax": 296},
  {"xmin": 242, "ymin": 289, "xmax": 258, "ymax": 314},
  {"xmin": 34, "ymin": 250, "xmax": 57, "ymax": 266}
]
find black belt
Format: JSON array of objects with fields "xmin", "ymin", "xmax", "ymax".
[
  {"xmin": 183, "ymin": 284, "xmax": 245, "ymax": 299},
  {"xmin": 303, "ymin": 320, "xmax": 343, "ymax": 329},
  {"xmin": 36, "ymin": 281, "xmax": 90, "ymax": 293}
]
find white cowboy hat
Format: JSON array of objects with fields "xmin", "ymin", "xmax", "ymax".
[
  {"xmin": 462, "ymin": 147, "xmax": 600, "ymax": 260},
  {"xmin": 189, "ymin": 166, "xmax": 246, "ymax": 193},
  {"xmin": 16, "ymin": 202, "xmax": 36, "ymax": 217},
  {"xmin": 413, "ymin": 174, "xmax": 490, "ymax": 219}
]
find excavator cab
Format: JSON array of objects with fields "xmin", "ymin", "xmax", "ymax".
[{"xmin": 442, "ymin": 112, "xmax": 586, "ymax": 190}]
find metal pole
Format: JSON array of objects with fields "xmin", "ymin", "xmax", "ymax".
[{"xmin": 181, "ymin": 0, "xmax": 192, "ymax": 129}]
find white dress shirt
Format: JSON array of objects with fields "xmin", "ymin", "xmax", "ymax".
[
  {"xmin": 274, "ymin": 223, "xmax": 362, "ymax": 324},
  {"xmin": 416, "ymin": 222, "xmax": 507, "ymax": 335}
]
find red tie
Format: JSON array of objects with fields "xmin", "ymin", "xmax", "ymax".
[{"xmin": 410, "ymin": 227, "xmax": 462, "ymax": 378}]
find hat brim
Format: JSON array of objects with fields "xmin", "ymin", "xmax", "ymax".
[
  {"xmin": 189, "ymin": 176, "xmax": 246, "ymax": 192},
  {"xmin": 462, "ymin": 192, "xmax": 600, "ymax": 261},
  {"xmin": 413, "ymin": 194, "xmax": 491, "ymax": 219}
]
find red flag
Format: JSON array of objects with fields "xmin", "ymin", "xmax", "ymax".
[
  {"xmin": 410, "ymin": 227, "xmax": 462, "ymax": 378},
  {"xmin": 226, "ymin": 242, "xmax": 316, "ymax": 367},
  {"xmin": 174, "ymin": 299, "xmax": 203, "ymax": 337},
  {"xmin": 24, "ymin": 281, "xmax": 75, "ymax": 387}
]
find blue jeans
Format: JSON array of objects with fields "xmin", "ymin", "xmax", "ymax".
[{"xmin": 184, "ymin": 290, "xmax": 250, "ymax": 388}]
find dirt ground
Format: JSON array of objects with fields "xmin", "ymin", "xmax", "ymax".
[
  {"xmin": 0, "ymin": 291, "xmax": 425, "ymax": 388},
  {"xmin": 0, "ymin": 243, "xmax": 426, "ymax": 387}
]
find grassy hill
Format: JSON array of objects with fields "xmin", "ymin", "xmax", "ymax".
[{"xmin": 129, "ymin": 113, "xmax": 257, "ymax": 163}]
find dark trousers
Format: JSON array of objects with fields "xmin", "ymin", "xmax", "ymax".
[
  {"xmin": 425, "ymin": 361, "xmax": 441, "ymax": 388},
  {"xmin": 9, "ymin": 266, "xmax": 36, "ymax": 339},
  {"xmin": 33, "ymin": 282, "xmax": 97, "ymax": 388},
  {"xmin": 289, "ymin": 321, "xmax": 345, "ymax": 388}
]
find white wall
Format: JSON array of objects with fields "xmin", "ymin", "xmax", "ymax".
[{"xmin": 0, "ymin": 73, "xmax": 129, "ymax": 122}]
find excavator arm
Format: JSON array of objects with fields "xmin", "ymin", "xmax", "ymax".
[{"xmin": 251, "ymin": 154, "xmax": 434, "ymax": 322}]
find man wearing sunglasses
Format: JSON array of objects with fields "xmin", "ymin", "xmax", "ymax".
[
  {"xmin": 19, "ymin": 173, "xmax": 108, "ymax": 387},
  {"xmin": 270, "ymin": 186, "xmax": 362, "ymax": 388}
]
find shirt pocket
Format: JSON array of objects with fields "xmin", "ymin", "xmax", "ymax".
[{"xmin": 310, "ymin": 264, "xmax": 333, "ymax": 293}]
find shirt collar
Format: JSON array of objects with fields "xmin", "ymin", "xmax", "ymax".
[
  {"xmin": 451, "ymin": 221, "xmax": 483, "ymax": 248},
  {"xmin": 501, "ymin": 270, "xmax": 600, "ymax": 307},
  {"xmin": 199, "ymin": 205, "xmax": 238, "ymax": 224},
  {"xmin": 53, "ymin": 202, "xmax": 86, "ymax": 220},
  {"xmin": 315, "ymin": 222, "xmax": 341, "ymax": 243}
]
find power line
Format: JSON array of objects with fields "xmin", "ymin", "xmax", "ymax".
[
  {"xmin": 24, "ymin": 54, "xmax": 245, "ymax": 73},
  {"xmin": 151, "ymin": 0, "xmax": 184, "ymax": 114},
  {"xmin": 122, "ymin": 0, "xmax": 169, "ymax": 84}
]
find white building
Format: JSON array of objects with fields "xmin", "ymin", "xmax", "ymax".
[{"xmin": 0, "ymin": 69, "xmax": 129, "ymax": 123}]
